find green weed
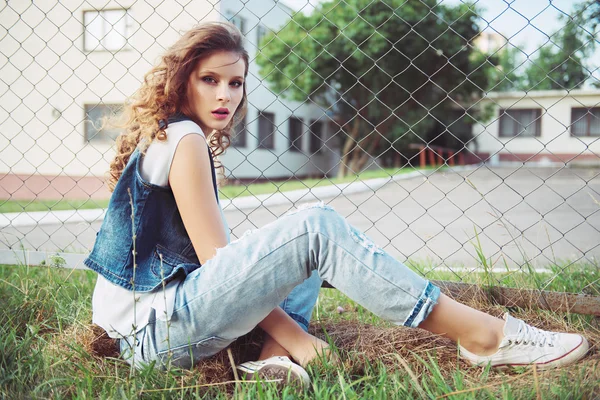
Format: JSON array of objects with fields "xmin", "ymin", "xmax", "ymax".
[{"xmin": 0, "ymin": 263, "xmax": 598, "ymax": 399}]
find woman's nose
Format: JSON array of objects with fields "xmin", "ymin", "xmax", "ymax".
[{"xmin": 217, "ymin": 84, "xmax": 231, "ymax": 103}]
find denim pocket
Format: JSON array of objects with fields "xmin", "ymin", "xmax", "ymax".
[
  {"xmin": 159, "ymin": 336, "xmax": 234, "ymax": 369},
  {"xmin": 150, "ymin": 244, "xmax": 189, "ymax": 279}
]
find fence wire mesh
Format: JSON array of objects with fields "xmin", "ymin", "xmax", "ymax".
[{"xmin": 1, "ymin": 0, "xmax": 600, "ymax": 303}]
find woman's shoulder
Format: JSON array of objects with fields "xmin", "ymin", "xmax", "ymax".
[
  {"xmin": 139, "ymin": 117, "xmax": 206, "ymax": 187},
  {"xmin": 144, "ymin": 118, "xmax": 206, "ymax": 159},
  {"xmin": 166, "ymin": 120, "xmax": 205, "ymax": 140},
  {"xmin": 163, "ymin": 115, "xmax": 205, "ymax": 141}
]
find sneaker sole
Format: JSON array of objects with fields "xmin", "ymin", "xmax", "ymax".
[{"xmin": 237, "ymin": 363, "xmax": 309, "ymax": 387}]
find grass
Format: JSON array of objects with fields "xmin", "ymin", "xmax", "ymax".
[
  {"xmin": 0, "ymin": 199, "xmax": 109, "ymax": 214},
  {"xmin": 1, "ymin": 261, "xmax": 598, "ymax": 399},
  {"xmin": 0, "ymin": 165, "xmax": 434, "ymax": 213},
  {"xmin": 409, "ymin": 260, "xmax": 600, "ymax": 296}
]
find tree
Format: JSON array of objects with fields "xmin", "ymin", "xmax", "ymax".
[
  {"xmin": 521, "ymin": 1, "xmax": 598, "ymax": 91},
  {"xmin": 581, "ymin": 0, "xmax": 600, "ymax": 88},
  {"xmin": 257, "ymin": 0, "xmax": 496, "ymax": 176},
  {"xmin": 587, "ymin": 0, "xmax": 600, "ymax": 30},
  {"xmin": 523, "ymin": 19, "xmax": 589, "ymax": 90},
  {"xmin": 487, "ymin": 46, "xmax": 527, "ymax": 92}
]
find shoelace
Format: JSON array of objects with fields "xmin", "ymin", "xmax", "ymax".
[{"xmin": 506, "ymin": 320, "xmax": 557, "ymax": 348}]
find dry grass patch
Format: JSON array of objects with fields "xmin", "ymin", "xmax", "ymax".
[
  {"xmin": 64, "ymin": 301, "xmax": 600, "ymax": 397},
  {"xmin": 309, "ymin": 304, "xmax": 600, "ymax": 397}
]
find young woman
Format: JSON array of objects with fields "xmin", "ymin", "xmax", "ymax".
[{"xmin": 86, "ymin": 22, "xmax": 589, "ymax": 385}]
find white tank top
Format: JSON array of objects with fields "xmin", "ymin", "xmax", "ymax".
[{"xmin": 92, "ymin": 121, "xmax": 229, "ymax": 338}]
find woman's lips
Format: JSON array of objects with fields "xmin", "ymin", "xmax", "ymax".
[{"xmin": 211, "ymin": 111, "xmax": 229, "ymax": 120}]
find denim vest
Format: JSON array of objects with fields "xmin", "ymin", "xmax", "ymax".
[{"xmin": 84, "ymin": 117, "xmax": 218, "ymax": 292}]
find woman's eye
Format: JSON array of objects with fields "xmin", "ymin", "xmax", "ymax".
[
  {"xmin": 231, "ymin": 81, "xmax": 243, "ymax": 88},
  {"xmin": 202, "ymin": 77, "xmax": 216, "ymax": 84}
]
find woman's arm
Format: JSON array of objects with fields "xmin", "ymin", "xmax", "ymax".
[
  {"xmin": 170, "ymin": 134, "xmax": 324, "ymax": 362},
  {"xmin": 169, "ymin": 133, "xmax": 228, "ymax": 264}
]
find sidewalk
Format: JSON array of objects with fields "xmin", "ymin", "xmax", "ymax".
[
  {"xmin": 1, "ymin": 167, "xmax": 475, "ymax": 228},
  {"xmin": 5, "ymin": 164, "xmax": 594, "ymax": 274},
  {"xmin": 0, "ymin": 173, "xmax": 111, "ymax": 201}
]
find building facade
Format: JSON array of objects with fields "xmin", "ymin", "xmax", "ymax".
[
  {"xmin": 472, "ymin": 89, "xmax": 600, "ymax": 165},
  {"xmin": 0, "ymin": 0, "xmax": 339, "ymax": 184}
]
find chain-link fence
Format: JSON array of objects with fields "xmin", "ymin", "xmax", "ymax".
[{"xmin": 1, "ymin": 0, "xmax": 600, "ymax": 311}]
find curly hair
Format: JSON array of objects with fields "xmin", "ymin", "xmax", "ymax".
[{"xmin": 106, "ymin": 22, "xmax": 249, "ymax": 191}]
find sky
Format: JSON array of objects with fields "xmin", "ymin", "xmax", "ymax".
[{"xmin": 280, "ymin": 0, "xmax": 599, "ymax": 81}]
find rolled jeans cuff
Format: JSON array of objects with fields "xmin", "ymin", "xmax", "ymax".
[
  {"xmin": 287, "ymin": 313, "xmax": 310, "ymax": 332},
  {"xmin": 403, "ymin": 281, "xmax": 440, "ymax": 328}
]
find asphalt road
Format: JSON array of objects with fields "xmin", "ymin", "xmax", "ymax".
[{"xmin": 2, "ymin": 165, "xmax": 599, "ymax": 274}]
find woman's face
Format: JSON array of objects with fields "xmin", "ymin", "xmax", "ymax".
[{"xmin": 186, "ymin": 51, "xmax": 246, "ymax": 135}]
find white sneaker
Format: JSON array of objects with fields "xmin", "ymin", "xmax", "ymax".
[
  {"xmin": 236, "ymin": 356, "xmax": 311, "ymax": 387},
  {"xmin": 460, "ymin": 313, "xmax": 589, "ymax": 370}
]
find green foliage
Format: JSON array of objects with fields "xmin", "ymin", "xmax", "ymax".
[
  {"xmin": 523, "ymin": 20, "xmax": 589, "ymax": 90},
  {"xmin": 0, "ymin": 198, "xmax": 109, "ymax": 214},
  {"xmin": 487, "ymin": 46, "xmax": 527, "ymax": 92},
  {"xmin": 520, "ymin": 1, "xmax": 598, "ymax": 91},
  {"xmin": 582, "ymin": 0, "xmax": 600, "ymax": 88},
  {"xmin": 0, "ymin": 265, "xmax": 97, "ymax": 397},
  {"xmin": 257, "ymin": 0, "xmax": 495, "ymax": 165},
  {"xmin": 450, "ymin": 1, "xmax": 600, "ymax": 92},
  {"xmin": 583, "ymin": 0, "xmax": 600, "ymax": 32}
]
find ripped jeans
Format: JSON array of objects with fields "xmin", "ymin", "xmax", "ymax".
[{"xmin": 121, "ymin": 203, "xmax": 440, "ymax": 369}]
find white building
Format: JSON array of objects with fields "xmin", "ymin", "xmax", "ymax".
[
  {"xmin": 0, "ymin": 0, "xmax": 339, "ymax": 183},
  {"xmin": 473, "ymin": 89, "xmax": 600, "ymax": 166},
  {"xmin": 473, "ymin": 31, "xmax": 507, "ymax": 54}
]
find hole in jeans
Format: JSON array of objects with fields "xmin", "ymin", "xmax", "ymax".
[
  {"xmin": 230, "ymin": 228, "xmax": 258, "ymax": 245},
  {"xmin": 348, "ymin": 226, "xmax": 384, "ymax": 255},
  {"xmin": 284, "ymin": 200, "xmax": 335, "ymax": 216}
]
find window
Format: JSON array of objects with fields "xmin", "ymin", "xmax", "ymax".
[
  {"xmin": 288, "ymin": 117, "xmax": 304, "ymax": 152},
  {"xmin": 498, "ymin": 109, "xmax": 541, "ymax": 138},
  {"xmin": 83, "ymin": 9, "xmax": 133, "ymax": 52},
  {"xmin": 84, "ymin": 104, "xmax": 122, "ymax": 142},
  {"xmin": 571, "ymin": 107, "xmax": 600, "ymax": 137},
  {"xmin": 225, "ymin": 10, "xmax": 246, "ymax": 35},
  {"xmin": 231, "ymin": 116, "xmax": 247, "ymax": 147},
  {"xmin": 309, "ymin": 120, "xmax": 323, "ymax": 153},
  {"xmin": 258, "ymin": 111, "xmax": 275, "ymax": 149},
  {"xmin": 256, "ymin": 24, "xmax": 268, "ymax": 48}
]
